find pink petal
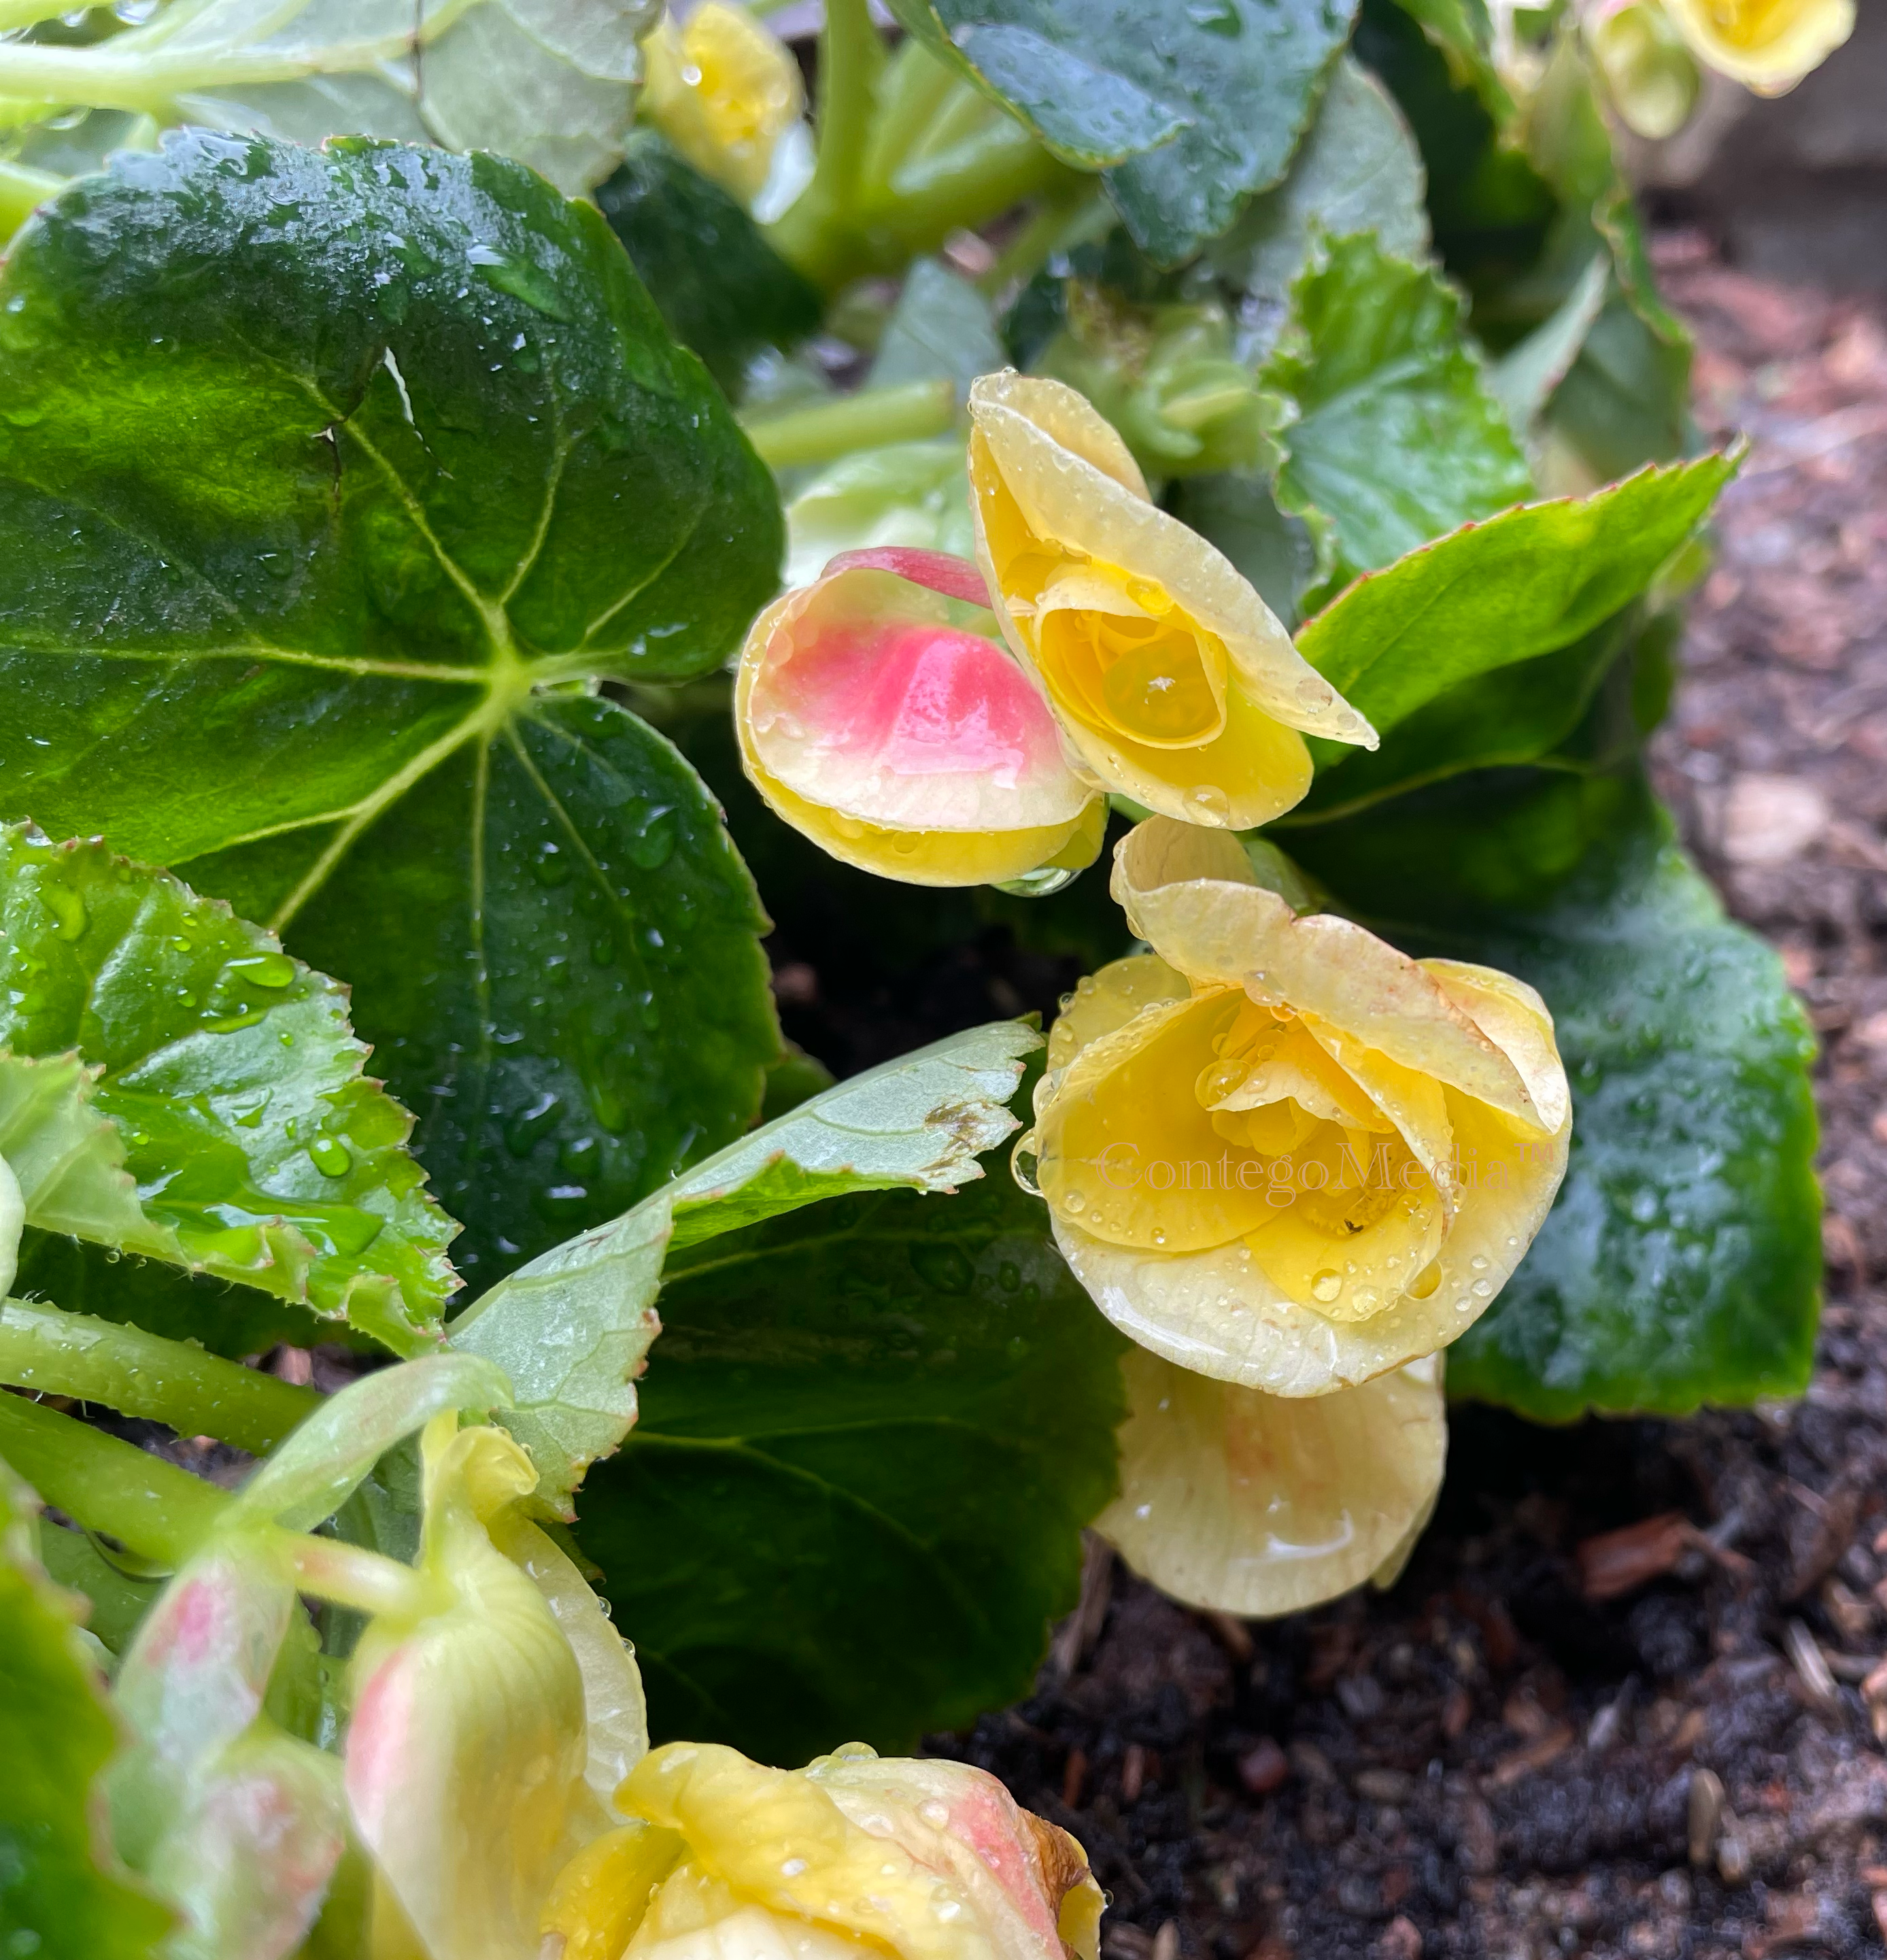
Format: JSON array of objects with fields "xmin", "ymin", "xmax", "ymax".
[{"xmin": 823, "ymin": 547, "xmax": 993, "ymax": 608}]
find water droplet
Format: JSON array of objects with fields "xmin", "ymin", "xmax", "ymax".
[
  {"xmin": 626, "ymin": 805, "xmax": 677, "ymax": 871},
  {"xmin": 993, "ymin": 860, "xmax": 1081, "ymax": 897},
  {"xmin": 1134, "ymin": 1502, "xmax": 1153, "ymax": 1519},
  {"xmin": 308, "ymin": 1136, "xmax": 352, "ymax": 1177},
  {"xmin": 505, "ymin": 1090, "xmax": 561, "ymax": 1155},
  {"xmin": 1310, "ymin": 1268, "xmax": 1343, "ymax": 1303},
  {"xmin": 532, "ymin": 841, "xmax": 571, "ymax": 888},
  {"xmin": 1010, "ymin": 1132, "xmax": 1042, "ymax": 1196},
  {"xmin": 636, "ymin": 989, "xmax": 660, "ymax": 1031},
  {"xmin": 1469, "ymin": 1253, "xmax": 1489, "ymax": 1272},
  {"xmin": 1351, "ymin": 1286, "xmax": 1380, "ymax": 1313},
  {"xmin": 998, "ymin": 1261, "xmax": 1021, "ymax": 1293},
  {"xmin": 1152, "ymin": 1227, "xmax": 1168, "ymax": 1247},
  {"xmin": 1471, "ymin": 1279, "xmax": 1493, "ymax": 1298},
  {"xmin": 781, "ymin": 1859, "xmax": 808, "ymax": 1878},
  {"xmin": 910, "ymin": 1242, "xmax": 974, "ymax": 1295},
  {"xmin": 1187, "ymin": 783, "xmax": 1231, "ymax": 825},
  {"xmin": 42, "ymin": 885, "xmax": 86, "ymax": 941},
  {"xmin": 1295, "ymin": 674, "xmax": 1333, "ymax": 711},
  {"xmin": 1409, "ymin": 1260, "xmax": 1442, "ymax": 1299},
  {"xmin": 224, "ymin": 951, "xmax": 296, "ymax": 990},
  {"xmin": 919, "ymin": 1801, "xmax": 949, "ymax": 1828}
]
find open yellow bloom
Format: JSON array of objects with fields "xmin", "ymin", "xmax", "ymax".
[
  {"xmin": 545, "ymin": 1742, "xmax": 1103, "ymax": 1960},
  {"xmin": 1023, "ymin": 818, "xmax": 1571, "ymax": 1396},
  {"xmin": 1660, "ymin": 0, "xmax": 1852, "ymax": 91},
  {"xmin": 966, "ymin": 373, "xmax": 1376, "ymax": 831},
  {"xmin": 736, "ymin": 546, "xmax": 1106, "ymax": 888},
  {"xmin": 1097, "ymin": 1348, "xmax": 1446, "ymax": 1618},
  {"xmin": 641, "ymin": 2, "xmax": 804, "ymax": 204}
]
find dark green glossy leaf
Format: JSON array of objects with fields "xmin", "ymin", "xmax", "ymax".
[
  {"xmin": 593, "ymin": 131, "xmax": 822, "ymax": 396},
  {"xmin": 1208, "ymin": 56, "xmax": 1429, "ymax": 334},
  {"xmin": 1261, "ymin": 230, "xmax": 1533, "ymax": 591},
  {"xmin": 573, "ymin": 1158, "xmax": 1126, "ymax": 1764},
  {"xmin": 0, "ymin": 133, "xmax": 783, "ymax": 1286},
  {"xmin": 1292, "ymin": 452, "xmax": 1733, "ymax": 763},
  {"xmin": 1287, "ymin": 769, "xmax": 1820, "ymax": 1419},
  {"xmin": 0, "ymin": 826, "xmax": 455, "ymax": 1351},
  {"xmin": 1353, "ymin": 0, "xmax": 1556, "ymax": 309},
  {"xmin": 0, "ymin": 1463, "xmax": 173, "ymax": 1960},
  {"xmin": 885, "ymin": 0, "xmax": 1358, "ymax": 265},
  {"xmin": 447, "ymin": 1022, "xmax": 1038, "ymax": 1510}
]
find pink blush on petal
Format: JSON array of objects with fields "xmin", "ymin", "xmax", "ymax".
[{"xmin": 777, "ymin": 620, "xmax": 1061, "ymax": 788}]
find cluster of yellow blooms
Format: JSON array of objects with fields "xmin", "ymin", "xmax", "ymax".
[
  {"xmin": 1583, "ymin": 0, "xmax": 1852, "ymax": 139},
  {"xmin": 736, "ymin": 373, "xmax": 1573, "ymax": 1621}
]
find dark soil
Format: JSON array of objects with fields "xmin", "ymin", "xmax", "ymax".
[{"xmin": 925, "ymin": 241, "xmax": 1887, "ymax": 1960}]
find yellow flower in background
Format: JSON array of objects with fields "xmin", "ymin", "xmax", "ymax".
[
  {"xmin": 736, "ymin": 545, "xmax": 1106, "ymax": 890},
  {"xmin": 547, "ymin": 1741, "xmax": 1104, "ymax": 1960},
  {"xmin": 1023, "ymin": 818, "xmax": 1571, "ymax": 1398},
  {"xmin": 966, "ymin": 373, "xmax": 1377, "ymax": 832},
  {"xmin": 641, "ymin": 2, "xmax": 804, "ymax": 205},
  {"xmin": 1584, "ymin": 0, "xmax": 1701, "ymax": 138},
  {"xmin": 1099, "ymin": 1347, "xmax": 1447, "ymax": 1619},
  {"xmin": 1659, "ymin": 0, "xmax": 1852, "ymax": 92}
]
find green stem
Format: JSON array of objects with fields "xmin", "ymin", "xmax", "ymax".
[
  {"xmin": 766, "ymin": 0, "xmax": 882, "ymax": 288},
  {"xmin": 868, "ymin": 122, "xmax": 1081, "ymax": 256},
  {"xmin": 0, "ymin": 1301, "xmax": 322, "ymax": 1456},
  {"xmin": 980, "ymin": 184, "xmax": 1106, "ymax": 297},
  {"xmin": 0, "ymin": 158, "xmax": 62, "ymax": 243},
  {"xmin": 0, "ymin": 1393, "xmax": 227, "ymax": 1567},
  {"xmin": 741, "ymin": 377, "xmax": 956, "ymax": 469},
  {"xmin": 283, "ymin": 1532, "xmax": 428, "ymax": 1620}
]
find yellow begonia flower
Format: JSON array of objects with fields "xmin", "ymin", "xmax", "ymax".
[
  {"xmin": 736, "ymin": 546, "xmax": 1107, "ymax": 888},
  {"xmin": 966, "ymin": 373, "xmax": 1377, "ymax": 832},
  {"xmin": 1660, "ymin": 0, "xmax": 1852, "ymax": 92},
  {"xmin": 1098, "ymin": 1347, "xmax": 1446, "ymax": 1618},
  {"xmin": 543, "ymin": 1741, "xmax": 1103, "ymax": 1960},
  {"xmin": 641, "ymin": 2, "xmax": 804, "ymax": 204},
  {"xmin": 1584, "ymin": 0, "xmax": 1701, "ymax": 139},
  {"xmin": 1025, "ymin": 817, "xmax": 1571, "ymax": 1396}
]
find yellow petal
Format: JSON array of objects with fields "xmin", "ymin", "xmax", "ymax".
[
  {"xmin": 967, "ymin": 373, "xmax": 1374, "ymax": 749},
  {"xmin": 1113, "ymin": 817, "xmax": 1546, "ymax": 1128},
  {"xmin": 641, "ymin": 3, "xmax": 804, "ymax": 203},
  {"xmin": 1096, "ymin": 1347, "xmax": 1447, "ymax": 1616},
  {"xmin": 543, "ymin": 1821, "xmax": 687, "ymax": 1960},
  {"xmin": 1661, "ymin": 0, "xmax": 1852, "ymax": 90},
  {"xmin": 1044, "ymin": 953, "xmax": 1191, "ymax": 1076}
]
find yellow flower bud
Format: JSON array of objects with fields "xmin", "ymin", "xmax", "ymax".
[
  {"xmin": 1659, "ymin": 0, "xmax": 1852, "ymax": 92},
  {"xmin": 966, "ymin": 373, "xmax": 1376, "ymax": 832},
  {"xmin": 1024, "ymin": 819, "xmax": 1571, "ymax": 1395},
  {"xmin": 596, "ymin": 1742, "xmax": 1102, "ymax": 1960},
  {"xmin": 736, "ymin": 546, "xmax": 1107, "ymax": 888},
  {"xmin": 1098, "ymin": 1346, "xmax": 1446, "ymax": 1617},
  {"xmin": 1584, "ymin": 0, "xmax": 1701, "ymax": 137},
  {"xmin": 641, "ymin": 2, "xmax": 804, "ymax": 204}
]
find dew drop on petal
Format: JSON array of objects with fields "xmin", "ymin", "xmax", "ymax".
[
  {"xmin": 1187, "ymin": 783, "xmax": 1231, "ymax": 824},
  {"xmin": 1310, "ymin": 1269, "xmax": 1343, "ymax": 1303},
  {"xmin": 1469, "ymin": 1254, "xmax": 1489, "ymax": 1272},
  {"xmin": 919, "ymin": 1801, "xmax": 949, "ymax": 1827}
]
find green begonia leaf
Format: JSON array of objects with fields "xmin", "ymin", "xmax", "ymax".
[
  {"xmin": 1209, "ymin": 56, "xmax": 1429, "ymax": 335},
  {"xmin": 0, "ymin": 826, "xmax": 456, "ymax": 1352},
  {"xmin": 1287, "ymin": 770, "xmax": 1820, "ymax": 1419},
  {"xmin": 0, "ymin": 133, "xmax": 783, "ymax": 1288},
  {"xmin": 594, "ymin": 132, "xmax": 823, "ymax": 395},
  {"xmin": 573, "ymin": 1156, "xmax": 1126, "ymax": 1764},
  {"xmin": 0, "ymin": 1461, "xmax": 173, "ymax": 1960},
  {"xmin": 1262, "ymin": 231, "xmax": 1532, "ymax": 592},
  {"xmin": 1292, "ymin": 452, "xmax": 1735, "ymax": 773},
  {"xmin": 449, "ymin": 1024, "xmax": 1040, "ymax": 1512},
  {"xmin": 870, "ymin": 257, "xmax": 1008, "ymax": 402},
  {"xmin": 1291, "ymin": 611, "xmax": 1634, "ymax": 821},
  {"xmin": 1352, "ymin": 0, "xmax": 1556, "ymax": 305},
  {"xmin": 885, "ymin": 0, "xmax": 1359, "ymax": 265}
]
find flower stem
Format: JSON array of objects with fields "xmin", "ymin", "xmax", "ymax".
[
  {"xmin": 0, "ymin": 1300, "xmax": 322, "ymax": 1456},
  {"xmin": 281, "ymin": 1530, "xmax": 428, "ymax": 1620},
  {"xmin": 0, "ymin": 158, "xmax": 62, "ymax": 244},
  {"xmin": 766, "ymin": 0, "xmax": 883, "ymax": 290},
  {"xmin": 0, "ymin": 1393, "xmax": 228, "ymax": 1567},
  {"xmin": 741, "ymin": 377, "xmax": 956, "ymax": 470}
]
